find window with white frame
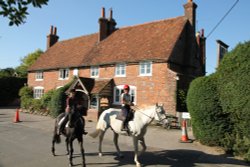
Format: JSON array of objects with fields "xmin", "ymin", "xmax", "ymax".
[
  {"xmin": 33, "ymin": 87, "xmax": 44, "ymax": 99},
  {"xmin": 90, "ymin": 66, "xmax": 99, "ymax": 78},
  {"xmin": 59, "ymin": 69, "xmax": 69, "ymax": 80},
  {"xmin": 115, "ymin": 63, "xmax": 126, "ymax": 77},
  {"xmin": 139, "ymin": 61, "xmax": 152, "ymax": 76},
  {"xmin": 35, "ymin": 71, "xmax": 43, "ymax": 80},
  {"xmin": 113, "ymin": 85, "xmax": 136, "ymax": 105}
]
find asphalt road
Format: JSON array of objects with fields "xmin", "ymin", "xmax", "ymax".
[{"xmin": 0, "ymin": 108, "xmax": 249, "ymax": 167}]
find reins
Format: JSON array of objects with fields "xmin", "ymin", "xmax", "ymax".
[{"xmin": 133, "ymin": 106, "xmax": 156, "ymax": 120}]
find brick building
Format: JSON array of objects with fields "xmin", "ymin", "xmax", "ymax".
[{"xmin": 28, "ymin": 0, "xmax": 206, "ymax": 118}]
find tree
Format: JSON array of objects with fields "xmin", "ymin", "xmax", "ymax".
[
  {"xmin": 0, "ymin": 67, "xmax": 16, "ymax": 77},
  {"xmin": 0, "ymin": 0, "xmax": 48, "ymax": 26},
  {"xmin": 15, "ymin": 49, "xmax": 43, "ymax": 77}
]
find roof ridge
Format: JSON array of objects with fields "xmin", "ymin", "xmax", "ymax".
[{"xmin": 118, "ymin": 16, "xmax": 186, "ymax": 30}]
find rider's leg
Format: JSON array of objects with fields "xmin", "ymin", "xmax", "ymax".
[
  {"xmin": 121, "ymin": 106, "xmax": 129, "ymax": 131},
  {"xmin": 58, "ymin": 112, "xmax": 69, "ymax": 134},
  {"xmin": 80, "ymin": 116, "xmax": 88, "ymax": 135}
]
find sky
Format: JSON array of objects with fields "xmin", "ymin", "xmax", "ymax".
[{"xmin": 0, "ymin": 0, "xmax": 249, "ymax": 75}]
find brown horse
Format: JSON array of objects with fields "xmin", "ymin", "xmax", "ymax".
[{"xmin": 51, "ymin": 108, "xmax": 86, "ymax": 167}]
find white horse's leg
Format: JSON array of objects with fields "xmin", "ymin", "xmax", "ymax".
[
  {"xmin": 133, "ymin": 137, "xmax": 141, "ymax": 167},
  {"xmin": 113, "ymin": 132, "xmax": 123, "ymax": 158},
  {"xmin": 138, "ymin": 137, "xmax": 147, "ymax": 156},
  {"xmin": 98, "ymin": 130, "xmax": 105, "ymax": 157}
]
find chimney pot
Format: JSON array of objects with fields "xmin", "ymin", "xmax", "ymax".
[
  {"xmin": 50, "ymin": 26, "xmax": 53, "ymax": 34},
  {"xmin": 53, "ymin": 27, "xmax": 57, "ymax": 35},
  {"xmin": 101, "ymin": 7, "xmax": 105, "ymax": 18},
  {"xmin": 109, "ymin": 8, "xmax": 113, "ymax": 19}
]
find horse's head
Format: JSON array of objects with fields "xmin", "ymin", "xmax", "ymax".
[{"xmin": 154, "ymin": 103, "xmax": 165, "ymax": 120}]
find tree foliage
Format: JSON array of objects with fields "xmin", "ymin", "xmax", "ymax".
[
  {"xmin": 15, "ymin": 49, "xmax": 43, "ymax": 77},
  {"xmin": 0, "ymin": 67, "xmax": 15, "ymax": 77},
  {"xmin": 0, "ymin": 0, "xmax": 48, "ymax": 26}
]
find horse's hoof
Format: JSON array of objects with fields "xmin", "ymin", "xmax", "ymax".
[
  {"xmin": 118, "ymin": 153, "xmax": 124, "ymax": 158},
  {"xmin": 136, "ymin": 164, "xmax": 141, "ymax": 167},
  {"xmin": 98, "ymin": 153, "xmax": 103, "ymax": 157}
]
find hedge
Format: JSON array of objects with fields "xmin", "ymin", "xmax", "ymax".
[
  {"xmin": 0, "ymin": 77, "xmax": 27, "ymax": 106},
  {"xmin": 217, "ymin": 41, "xmax": 250, "ymax": 160},
  {"xmin": 187, "ymin": 74, "xmax": 230, "ymax": 146}
]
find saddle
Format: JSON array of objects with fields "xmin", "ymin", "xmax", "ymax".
[{"xmin": 116, "ymin": 109, "xmax": 134, "ymax": 122}]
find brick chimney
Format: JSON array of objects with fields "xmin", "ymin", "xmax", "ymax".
[
  {"xmin": 107, "ymin": 8, "xmax": 117, "ymax": 35},
  {"xmin": 47, "ymin": 26, "xmax": 59, "ymax": 49},
  {"xmin": 98, "ymin": 7, "xmax": 117, "ymax": 42},
  {"xmin": 216, "ymin": 40, "xmax": 229, "ymax": 67},
  {"xmin": 183, "ymin": 0, "xmax": 197, "ymax": 33},
  {"xmin": 196, "ymin": 29, "xmax": 206, "ymax": 76}
]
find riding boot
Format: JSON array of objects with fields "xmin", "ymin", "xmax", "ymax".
[
  {"xmin": 80, "ymin": 117, "xmax": 88, "ymax": 135},
  {"xmin": 121, "ymin": 121, "xmax": 128, "ymax": 131}
]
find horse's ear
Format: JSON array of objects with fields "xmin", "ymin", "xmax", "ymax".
[{"xmin": 156, "ymin": 103, "xmax": 158, "ymax": 107}]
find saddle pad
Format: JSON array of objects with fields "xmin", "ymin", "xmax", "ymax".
[{"xmin": 116, "ymin": 112, "xmax": 126, "ymax": 121}]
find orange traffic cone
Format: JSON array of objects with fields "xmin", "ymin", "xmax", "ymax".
[
  {"xmin": 179, "ymin": 119, "xmax": 192, "ymax": 143},
  {"xmin": 13, "ymin": 108, "xmax": 20, "ymax": 123}
]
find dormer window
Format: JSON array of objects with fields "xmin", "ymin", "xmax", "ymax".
[{"xmin": 59, "ymin": 69, "xmax": 69, "ymax": 80}]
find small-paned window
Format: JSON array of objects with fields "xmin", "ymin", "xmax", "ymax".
[
  {"xmin": 33, "ymin": 87, "xmax": 44, "ymax": 99},
  {"xmin": 90, "ymin": 66, "xmax": 99, "ymax": 78},
  {"xmin": 115, "ymin": 63, "xmax": 126, "ymax": 77},
  {"xmin": 139, "ymin": 61, "xmax": 152, "ymax": 76},
  {"xmin": 35, "ymin": 71, "xmax": 43, "ymax": 80},
  {"xmin": 59, "ymin": 69, "xmax": 69, "ymax": 80}
]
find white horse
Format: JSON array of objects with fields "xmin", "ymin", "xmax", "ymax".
[{"xmin": 89, "ymin": 104, "xmax": 164, "ymax": 167}]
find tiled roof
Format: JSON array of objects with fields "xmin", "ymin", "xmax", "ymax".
[
  {"xmin": 78, "ymin": 77, "xmax": 112, "ymax": 94},
  {"xmin": 28, "ymin": 16, "xmax": 187, "ymax": 71},
  {"xmin": 29, "ymin": 34, "xmax": 99, "ymax": 71}
]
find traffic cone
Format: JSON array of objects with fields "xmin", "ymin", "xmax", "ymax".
[
  {"xmin": 179, "ymin": 119, "xmax": 192, "ymax": 143},
  {"xmin": 13, "ymin": 108, "xmax": 20, "ymax": 123}
]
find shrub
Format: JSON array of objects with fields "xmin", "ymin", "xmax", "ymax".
[
  {"xmin": 217, "ymin": 41, "xmax": 250, "ymax": 160},
  {"xmin": 19, "ymin": 86, "xmax": 33, "ymax": 109},
  {"xmin": 48, "ymin": 78, "xmax": 75, "ymax": 117},
  {"xmin": 40, "ymin": 89, "xmax": 55, "ymax": 109},
  {"xmin": 187, "ymin": 74, "xmax": 230, "ymax": 146}
]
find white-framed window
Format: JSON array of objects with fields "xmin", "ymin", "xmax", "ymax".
[
  {"xmin": 59, "ymin": 69, "xmax": 69, "ymax": 80},
  {"xmin": 139, "ymin": 61, "xmax": 152, "ymax": 76},
  {"xmin": 73, "ymin": 68, "xmax": 78, "ymax": 76},
  {"xmin": 90, "ymin": 66, "xmax": 99, "ymax": 78},
  {"xmin": 113, "ymin": 85, "xmax": 136, "ymax": 105},
  {"xmin": 33, "ymin": 87, "xmax": 44, "ymax": 99},
  {"xmin": 115, "ymin": 63, "xmax": 126, "ymax": 77},
  {"xmin": 35, "ymin": 71, "xmax": 43, "ymax": 80}
]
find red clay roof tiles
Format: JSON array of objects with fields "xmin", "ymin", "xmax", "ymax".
[{"xmin": 29, "ymin": 16, "xmax": 187, "ymax": 71}]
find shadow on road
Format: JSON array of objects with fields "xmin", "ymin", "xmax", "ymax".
[{"xmin": 84, "ymin": 149, "xmax": 249, "ymax": 167}]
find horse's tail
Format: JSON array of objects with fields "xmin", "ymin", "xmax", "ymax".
[
  {"xmin": 89, "ymin": 109, "xmax": 110, "ymax": 138},
  {"xmin": 88, "ymin": 129, "xmax": 101, "ymax": 138}
]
